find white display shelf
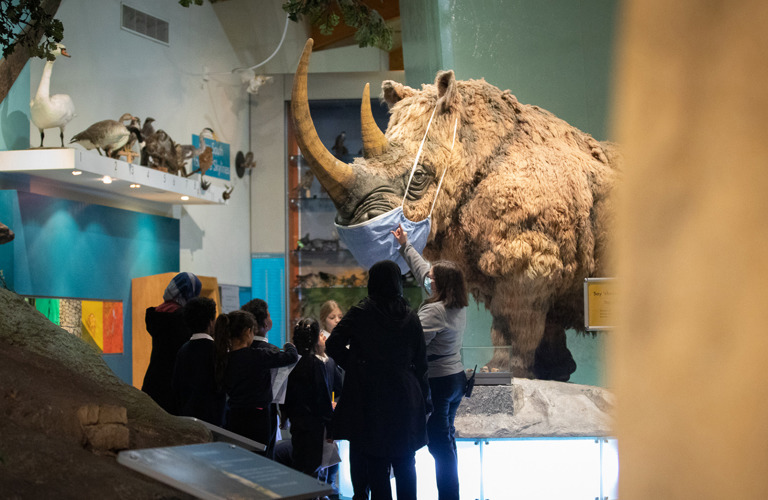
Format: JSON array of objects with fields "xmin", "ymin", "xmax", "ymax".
[{"xmin": 0, "ymin": 148, "xmax": 225, "ymax": 205}]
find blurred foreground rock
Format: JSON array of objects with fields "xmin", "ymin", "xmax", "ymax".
[{"xmin": 0, "ymin": 287, "xmax": 210, "ymax": 498}]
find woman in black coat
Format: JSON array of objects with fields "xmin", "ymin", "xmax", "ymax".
[
  {"xmin": 326, "ymin": 260, "xmax": 430, "ymax": 500},
  {"xmin": 142, "ymin": 272, "xmax": 202, "ymax": 414}
]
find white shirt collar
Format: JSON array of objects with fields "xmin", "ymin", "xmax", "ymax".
[
  {"xmin": 190, "ymin": 333, "xmax": 214, "ymax": 341},
  {"xmin": 252, "ymin": 335, "xmax": 268, "ymax": 343}
]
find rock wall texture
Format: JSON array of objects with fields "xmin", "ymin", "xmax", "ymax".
[
  {"xmin": 455, "ymin": 379, "xmax": 614, "ymax": 438},
  {"xmin": 0, "ymin": 287, "xmax": 209, "ymax": 499}
]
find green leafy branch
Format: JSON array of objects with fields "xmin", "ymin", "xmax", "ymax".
[
  {"xmin": 283, "ymin": 0, "xmax": 392, "ymax": 51},
  {"xmin": 179, "ymin": 0, "xmax": 392, "ymax": 51},
  {"xmin": 0, "ymin": 0, "xmax": 63, "ymax": 60}
]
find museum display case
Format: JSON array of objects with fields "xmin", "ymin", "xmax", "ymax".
[
  {"xmin": 285, "ymin": 99, "xmax": 423, "ymax": 326},
  {"xmin": 281, "ymin": 98, "xmax": 608, "ymax": 382}
]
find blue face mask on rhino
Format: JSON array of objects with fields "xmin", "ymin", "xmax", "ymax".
[
  {"xmin": 336, "ymin": 109, "xmax": 457, "ymax": 274},
  {"xmin": 336, "ymin": 206, "xmax": 432, "ymax": 274}
]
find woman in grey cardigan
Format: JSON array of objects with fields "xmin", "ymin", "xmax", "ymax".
[{"xmin": 392, "ymin": 223, "xmax": 469, "ymax": 500}]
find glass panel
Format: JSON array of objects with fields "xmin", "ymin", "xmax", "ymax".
[
  {"xmin": 457, "ymin": 440, "xmax": 482, "ymax": 500},
  {"xmin": 336, "ymin": 440, "xmax": 352, "ymax": 497},
  {"xmin": 413, "ymin": 441, "xmax": 481, "ymax": 498},
  {"xmin": 337, "ymin": 439, "xmax": 482, "ymax": 499},
  {"xmin": 337, "ymin": 438, "xmax": 612, "ymax": 499},
  {"xmin": 481, "ymin": 438, "xmax": 602, "ymax": 500},
  {"xmin": 601, "ymin": 438, "xmax": 620, "ymax": 500}
]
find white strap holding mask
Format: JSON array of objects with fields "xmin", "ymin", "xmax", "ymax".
[
  {"xmin": 401, "ymin": 110, "xmax": 458, "ymax": 216},
  {"xmin": 335, "ymin": 108, "xmax": 458, "ymax": 274}
]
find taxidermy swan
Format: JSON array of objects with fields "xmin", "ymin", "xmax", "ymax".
[
  {"xmin": 30, "ymin": 43, "xmax": 76, "ymax": 148},
  {"xmin": 69, "ymin": 119, "xmax": 130, "ymax": 158}
]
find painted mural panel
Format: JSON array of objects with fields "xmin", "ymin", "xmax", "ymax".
[{"xmin": 26, "ymin": 297, "xmax": 123, "ymax": 354}]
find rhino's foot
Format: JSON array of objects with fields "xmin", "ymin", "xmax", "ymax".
[
  {"xmin": 533, "ymin": 338, "xmax": 577, "ymax": 382},
  {"xmin": 486, "ymin": 347, "xmax": 517, "ymax": 373}
]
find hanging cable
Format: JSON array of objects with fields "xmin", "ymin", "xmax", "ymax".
[{"xmin": 206, "ymin": 14, "xmax": 290, "ymax": 76}]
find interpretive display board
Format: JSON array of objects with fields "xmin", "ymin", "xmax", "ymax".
[
  {"xmin": 118, "ymin": 442, "xmax": 333, "ymax": 500},
  {"xmin": 178, "ymin": 417, "xmax": 266, "ymax": 453},
  {"xmin": 583, "ymin": 278, "xmax": 615, "ymax": 331},
  {"xmin": 191, "ymin": 134, "xmax": 230, "ymax": 180}
]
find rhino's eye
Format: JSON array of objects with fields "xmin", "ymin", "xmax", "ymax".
[{"xmin": 406, "ymin": 164, "xmax": 434, "ymax": 199}]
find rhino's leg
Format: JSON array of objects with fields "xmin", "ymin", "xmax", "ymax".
[
  {"xmin": 487, "ymin": 310, "xmax": 547, "ymax": 379},
  {"xmin": 533, "ymin": 320, "xmax": 576, "ymax": 382},
  {"xmin": 487, "ymin": 318, "xmax": 513, "ymax": 373}
]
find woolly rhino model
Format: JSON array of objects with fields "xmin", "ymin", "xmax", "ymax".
[{"xmin": 291, "ymin": 39, "xmax": 620, "ymax": 381}]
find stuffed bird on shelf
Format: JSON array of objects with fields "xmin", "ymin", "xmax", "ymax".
[
  {"xmin": 30, "ymin": 43, "xmax": 76, "ymax": 148},
  {"xmin": 69, "ymin": 119, "xmax": 130, "ymax": 158}
]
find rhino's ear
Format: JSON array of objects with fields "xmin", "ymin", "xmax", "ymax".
[
  {"xmin": 382, "ymin": 81, "xmax": 415, "ymax": 108},
  {"xmin": 435, "ymin": 70, "xmax": 460, "ymax": 113}
]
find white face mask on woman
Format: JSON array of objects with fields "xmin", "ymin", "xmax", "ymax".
[{"xmin": 423, "ymin": 276, "xmax": 434, "ymax": 295}]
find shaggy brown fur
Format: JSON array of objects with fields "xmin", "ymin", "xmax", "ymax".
[
  {"xmin": 381, "ymin": 73, "xmax": 620, "ymax": 378},
  {"xmin": 293, "ymin": 41, "xmax": 620, "ymax": 379}
]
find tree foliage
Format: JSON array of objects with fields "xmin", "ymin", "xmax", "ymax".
[
  {"xmin": 0, "ymin": 0, "xmax": 63, "ymax": 60},
  {"xmin": 179, "ymin": 0, "xmax": 393, "ymax": 51},
  {"xmin": 283, "ymin": 0, "xmax": 392, "ymax": 51}
]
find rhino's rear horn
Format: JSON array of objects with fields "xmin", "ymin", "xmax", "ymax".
[{"xmin": 361, "ymin": 83, "xmax": 388, "ymax": 158}]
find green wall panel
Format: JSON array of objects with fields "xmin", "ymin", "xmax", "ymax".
[{"xmin": 401, "ymin": 0, "xmax": 619, "ymax": 140}]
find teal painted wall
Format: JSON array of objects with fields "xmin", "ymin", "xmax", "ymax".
[
  {"xmin": 400, "ymin": 0, "xmax": 619, "ymax": 140},
  {"xmin": 251, "ymin": 255, "xmax": 287, "ymax": 346},
  {"xmin": 400, "ymin": 0, "xmax": 618, "ymax": 386},
  {"xmin": 0, "ymin": 190, "xmax": 180, "ymax": 383},
  {"xmin": 0, "ymin": 64, "xmax": 30, "ymax": 150}
]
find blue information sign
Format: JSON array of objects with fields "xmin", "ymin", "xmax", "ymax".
[{"xmin": 192, "ymin": 134, "xmax": 230, "ymax": 180}]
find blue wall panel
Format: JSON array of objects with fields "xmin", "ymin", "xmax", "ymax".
[
  {"xmin": 0, "ymin": 63, "xmax": 30, "ymax": 151},
  {"xmin": 0, "ymin": 190, "xmax": 179, "ymax": 383},
  {"xmin": 250, "ymin": 256, "xmax": 286, "ymax": 346}
]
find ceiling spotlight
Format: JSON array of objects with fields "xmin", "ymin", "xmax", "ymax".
[
  {"xmin": 130, "ymin": 184, "xmax": 141, "ymax": 189},
  {"xmin": 180, "ymin": 195, "xmax": 190, "ymax": 201},
  {"xmin": 101, "ymin": 176, "xmax": 112, "ymax": 184},
  {"xmin": 71, "ymin": 170, "xmax": 82, "ymax": 176}
]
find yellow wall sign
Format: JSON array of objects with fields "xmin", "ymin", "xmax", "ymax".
[{"xmin": 584, "ymin": 278, "xmax": 615, "ymax": 330}]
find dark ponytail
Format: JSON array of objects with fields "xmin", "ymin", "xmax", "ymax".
[
  {"xmin": 292, "ymin": 317, "xmax": 320, "ymax": 356},
  {"xmin": 213, "ymin": 314, "xmax": 231, "ymax": 391},
  {"xmin": 213, "ymin": 311, "xmax": 256, "ymax": 390}
]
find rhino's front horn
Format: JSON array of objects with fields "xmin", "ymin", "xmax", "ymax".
[
  {"xmin": 291, "ymin": 39, "xmax": 355, "ymax": 206},
  {"xmin": 361, "ymin": 83, "xmax": 388, "ymax": 158}
]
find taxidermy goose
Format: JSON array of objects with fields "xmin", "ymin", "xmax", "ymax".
[
  {"xmin": 69, "ymin": 119, "xmax": 130, "ymax": 158},
  {"xmin": 30, "ymin": 43, "xmax": 76, "ymax": 147}
]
